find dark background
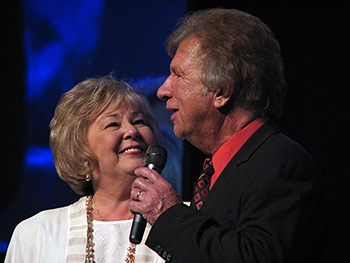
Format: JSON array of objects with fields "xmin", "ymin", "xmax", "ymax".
[{"xmin": 1, "ymin": 1, "xmax": 349, "ymax": 262}]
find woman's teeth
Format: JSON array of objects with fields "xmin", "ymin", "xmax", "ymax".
[{"xmin": 123, "ymin": 148, "xmax": 140, "ymax": 153}]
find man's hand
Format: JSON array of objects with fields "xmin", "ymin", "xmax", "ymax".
[{"xmin": 130, "ymin": 167, "xmax": 183, "ymax": 225}]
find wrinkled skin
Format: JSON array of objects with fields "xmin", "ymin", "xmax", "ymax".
[{"xmin": 129, "ymin": 167, "xmax": 183, "ymax": 225}]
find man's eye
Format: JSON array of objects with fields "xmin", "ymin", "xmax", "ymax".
[
  {"xmin": 171, "ymin": 70, "xmax": 181, "ymax": 78},
  {"xmin": 105, "ymin": 122, "xmax": 120, "ymax": 128}
]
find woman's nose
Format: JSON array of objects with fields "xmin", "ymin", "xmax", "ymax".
[
  {"xmin": 157, "ymin": 76, "xmax": 172, "ymax": 101},
  {"xmin": 123, "ymin": 123, "xmax": 139, "ymax": 140}
]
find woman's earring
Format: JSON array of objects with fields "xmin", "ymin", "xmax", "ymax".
[{"xmin": 84, "ymin": 161, "xmax": 91, "ymax": 182}]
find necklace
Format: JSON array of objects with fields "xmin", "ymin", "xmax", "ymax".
[
  {"xmin": 85, "ymin": 195, "xmax": 136, "ymax": 263},
  {"xmin": 93, "ymin": 197, "xmax": 106, "ymax": 221}
]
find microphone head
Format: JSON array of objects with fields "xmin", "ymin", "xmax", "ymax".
[{"xmin": 145, "ymin": 145, "xmax": 167, "ymax": 172}]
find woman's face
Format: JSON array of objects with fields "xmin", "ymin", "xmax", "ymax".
[{"xmin": 87, "ymin": 105, "xmax": 156, "ymax": 188}]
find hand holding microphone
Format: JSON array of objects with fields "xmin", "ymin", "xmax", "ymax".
[
  {"xmin": 129, "ymin": 145, "xmax": 167, "ymax": 244},
  {"xmin": 129, "ymin": 145, "xmax": 183, "ymax": 244}
]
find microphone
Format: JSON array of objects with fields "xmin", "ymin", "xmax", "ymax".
[{"xmin": 129, "ymin": 145, "xmax": 167, "ymax": 244}]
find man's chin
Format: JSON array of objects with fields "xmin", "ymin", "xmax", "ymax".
[{"xmin": 173, "ymin": 126, "xmax": 186, "ymax": 141}]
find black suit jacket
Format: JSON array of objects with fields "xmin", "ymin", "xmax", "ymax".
[{"xmin": 146, "ymin": 121, "xmax": 327, "ymax": 262}]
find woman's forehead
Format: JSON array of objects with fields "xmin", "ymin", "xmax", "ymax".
[
  {"xmin": 98, "ymin": 104, "xmax": 144, "ymax": 119},
  {"xmin": 104, "ymin": 101, "xmax": 143, "ymax": 113}
]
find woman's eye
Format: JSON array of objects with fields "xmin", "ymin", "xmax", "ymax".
[
  {"xmin": 134, "ymin": 119, "xmax": 146, "ymax": 125},
  {"xmin": 105, "ymin": 122, "xmax": 120, "ymax": 128}
]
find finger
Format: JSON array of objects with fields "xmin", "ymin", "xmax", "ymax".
[
  {"xmin": 134, "ymin": 167, "xmax": 162, "ymax": 183},
  {"xmin": 129, "ymin": 199, "xmax": 141, "ymax": 214},
  {"xmin": 130, "ymin": 188, "xmax": 142, "ymax": 201},
  {"xmin": 136, "ymin": 190, "xmax": 141, "ymax": 199},
  {"xmin": 132, "ymin": 176, "xmax": 151, "ymax": 190}
]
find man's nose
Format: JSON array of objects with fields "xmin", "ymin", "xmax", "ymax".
[{"xmin": 157, "ymin": 76, "xmax": 172, "ymax": 101}]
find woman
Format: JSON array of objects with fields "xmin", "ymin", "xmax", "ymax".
[{"xmin": 5, "ymin": 75, "xmax": 164, "ymax": 263}]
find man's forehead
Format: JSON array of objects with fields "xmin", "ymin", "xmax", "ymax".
[{"xmin": 171, "ymin": 38, "xmax": 204, "ymax": 68}]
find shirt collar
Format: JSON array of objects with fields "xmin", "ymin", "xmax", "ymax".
[{"xmin": 210, "ymin": 118, "xmax": 266, "ymax": 189}]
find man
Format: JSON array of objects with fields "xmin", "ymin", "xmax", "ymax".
[{"xmin": 130, "ymin": 8, "xmax": 326, "ymax": 262}]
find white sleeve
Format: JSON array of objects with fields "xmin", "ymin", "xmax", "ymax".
[
  {"xmin": 5, "ymin": 206, "xmax": 69, "ymax": 263},
  {"xmin": 5, "ymin": 217, "xmax": 41, "ymax": 262}
]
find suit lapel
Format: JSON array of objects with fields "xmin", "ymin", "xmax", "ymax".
[{"xmin": 200, "ymin": 121, "xmax": 281, "ymax": 212}]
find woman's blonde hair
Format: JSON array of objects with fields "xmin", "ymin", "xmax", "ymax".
[{"xmin": 50, "ymin": 74, "xmax": 161, "ymax": 195}]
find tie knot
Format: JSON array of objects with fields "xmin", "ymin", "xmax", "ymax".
[{"xmin": 202, "ymin": 158, "xmax": 214, "ymax": 176}]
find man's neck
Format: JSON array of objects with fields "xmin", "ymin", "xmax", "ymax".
[{"xmin": 193, "ymin": 107, "xmax": 259, "ymax": 156}]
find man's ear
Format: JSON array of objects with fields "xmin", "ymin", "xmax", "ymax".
[{"xmin": 213, "ymin": 86, "xmax": 232, "ymax": 109}]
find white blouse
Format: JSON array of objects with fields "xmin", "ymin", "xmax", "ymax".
[{"xmin": 5, "ymin": 196, "xmax": 164, "ymax": 263}]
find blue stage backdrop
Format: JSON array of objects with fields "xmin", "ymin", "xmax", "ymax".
[{"xmin": 0, "ymin": 0, "xmax": 186, "ymax": 248}]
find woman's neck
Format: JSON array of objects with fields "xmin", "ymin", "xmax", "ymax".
[{"xmin": 91, "ymin": 191, "xmax": 134, "ymax": 221}]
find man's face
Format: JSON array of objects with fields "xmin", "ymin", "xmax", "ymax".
[{"xmin": 157, "ymin": 37, "xmax": 215, "ymax": 145}]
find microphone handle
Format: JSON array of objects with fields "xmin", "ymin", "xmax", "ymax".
[
  {"xmin": 129, "ymin": 165, "xmax": 161, "ymax": 244},
  {"xmin": 129, "ymin": 213, "xmax": 147, "ymax": 244}
]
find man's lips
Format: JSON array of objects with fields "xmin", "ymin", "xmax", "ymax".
[
  {"xmin": 170, "ymin": 111, "xmax": 178, "ymax": 122},
  {"xmin": 168, "ymin": 108, "xmax": 179, "ymax": 122}
]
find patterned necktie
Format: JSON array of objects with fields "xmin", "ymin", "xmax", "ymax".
[{"xmin": 190, "ymin": 158, "xmax": 214, "ymax": 210}]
